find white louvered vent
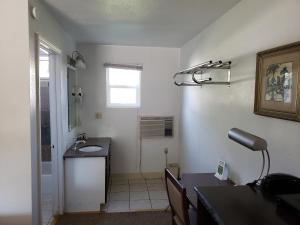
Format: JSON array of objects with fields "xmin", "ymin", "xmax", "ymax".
[{"xmin": 140, "ymin": 116, "xmax": 174, "ymax": 138}]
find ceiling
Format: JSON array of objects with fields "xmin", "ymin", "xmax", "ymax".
[{"xmin": 43, "ymin": 0, "xmax": 241, "ymax": 47}]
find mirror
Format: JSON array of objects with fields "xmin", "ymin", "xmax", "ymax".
[{"xmin": 67, "ymin": 67, "xmax": 77, "ymax": 131}]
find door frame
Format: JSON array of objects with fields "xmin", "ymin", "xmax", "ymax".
[{"xmin": 33, "ymin": 33, "xmax": 64, "ymax": 224}]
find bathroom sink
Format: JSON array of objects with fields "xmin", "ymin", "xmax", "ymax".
[{"xmin": 78, "ymin": 146, "xmax": 103, "ymax": 152}]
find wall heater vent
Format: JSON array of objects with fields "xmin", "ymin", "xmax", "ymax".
[{"xmin": 140, "ymin": 116, "xmax": 174, "ymax": 138}]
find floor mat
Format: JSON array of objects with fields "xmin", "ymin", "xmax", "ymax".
[{"xmin": 56, "ymin": 210, "xmax": 172, "ymax": 225}]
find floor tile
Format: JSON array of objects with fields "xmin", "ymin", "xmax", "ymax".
[
  {"xmin": 129, "ymin": 178, "xmax": 146, "ymax": 184},
  {"xmin": 110, "ymin": 184, "xmax": 129, "ymax": 193},
  {"xmin": 147, "ymin": 183, "xmax": 165, "ymax": 191},
  {"xmin": 110, "ymin": 178, "xmax": 129, "ymax": 185},
  {"xmin": 42, "ymin": 210, "xmax": 52, "ymax": 225},
  {"xmin": 130, "ymin": 200, "xmax": 151, "ymax": 211},
  {"xmin": 42, "ymin": 195, "xmax": 52, "ymax": 225},
  {"xmin": 130, "ymin": 183, "xmax": 148, "ymax": 192},
  {"xmin": 107, "ymin": 200, "xmax": 130, "ymax": 212},
  {"xmin": 151, "ymin": 199, "xmax": 169, "ymax": 209},
  {"xmin": 146, "ymin": 178, "xmax": 163, "ymax": 184},
  {"xmin": 109, "ymin": 192, "xmax": 129, "ymax": 201},
  {"xmin": 149, "ymin": 190, "xmax": 168, "ymax": 200},
  {"xmin": 130, "ymin": 191, "xmax": 149, "ymax": 200}
]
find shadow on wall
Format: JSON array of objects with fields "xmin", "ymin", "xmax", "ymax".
[
  {"xmin": 185, "ymin": 0, "xmax": 292, "ymax": 68},
  {"xmin": 179, "ymin": 53, "xmax": 261, "ymax": 184},
  {"xmin": 230, "ymin": 53, "xmax": 256, "ymax": 84}
]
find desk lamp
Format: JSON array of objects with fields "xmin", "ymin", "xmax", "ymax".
[{"xmin": 228, "ymin": 128, "xmax": 270, "ymax": 185}]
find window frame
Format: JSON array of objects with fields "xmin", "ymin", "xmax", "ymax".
[{"xmin": 106, "ymin": 66, "xmax": 141, "ymax": 108}]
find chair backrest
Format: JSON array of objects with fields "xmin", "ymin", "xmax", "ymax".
[{"xmin": 165, "ymin": 168, "xmax": 190, "ymax": 225}]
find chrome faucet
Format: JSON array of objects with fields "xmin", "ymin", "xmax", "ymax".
[
  {"xmin": 73, "ymin": 133, "xmax": 87, "ymax": 150},
  {"xmin": 76, "ymin": 133, "xmax": 87, "ymax": 141},
  {"xmin": 73, "ymin": 139, "xmax": 86, "ymax": 150}
]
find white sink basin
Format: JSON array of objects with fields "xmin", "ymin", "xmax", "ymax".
[{"xmin": 79, "ymin": 146, "xmax": 103, "ymax": 152}]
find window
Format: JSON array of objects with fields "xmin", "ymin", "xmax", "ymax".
[{"xmin": 106, "ymin": 66, "xmax": 141, "ymax": 108}]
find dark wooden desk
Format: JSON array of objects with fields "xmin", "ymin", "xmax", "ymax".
[
  {"xmin": 195, "ymin": 185, "xmax": 300, "ymax": 225},
  {"xmin": 180, "ymin": 173, "xmax": 234, "ymax": 208}
]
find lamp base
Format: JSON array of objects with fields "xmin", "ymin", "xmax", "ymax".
[{"xmin": 247, "ymin": 180, "xmax": 258, "ymax": 187}]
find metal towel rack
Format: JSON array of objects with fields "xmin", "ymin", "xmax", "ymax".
[{"xmin": 173, "ymin": 60, "xmax": 231, "ymax": 86}]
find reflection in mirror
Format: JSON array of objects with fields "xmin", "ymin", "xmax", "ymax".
[{"xmin": 67, "ymin": 67, "xmax": 77, "ymax": 131}]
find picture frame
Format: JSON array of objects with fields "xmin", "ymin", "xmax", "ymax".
[
  {"xmin": 254, "ymin": 41, "xmax": 300, "ymax": 121},
  {"xmin": 214, "ymin": 160, "xmax": 228, "ymax": 181}
]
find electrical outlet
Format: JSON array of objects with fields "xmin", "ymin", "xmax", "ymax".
[{"xmin": 164, "ymin": 147, "xmax": 168, "ymax": 154}]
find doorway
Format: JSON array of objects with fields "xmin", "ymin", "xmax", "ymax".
[{"xmin": 38, "ymin": 40, "xmax": 60, "ymax": 225}]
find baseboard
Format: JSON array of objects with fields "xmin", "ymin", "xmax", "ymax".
[
  {"xmin": 110, "ymin": 172, "xmax": 164, "ymax": 180},
  {"xmin": 129, "ymin": 207, "xmax": 171, "ymax": 213},
  {"xmin": 63, "ymin": 210, "xmax": 102, "ymax": 214},
  {"xmin": 55, "ymin": 211, "xmax": 102, "ymax": 222}
]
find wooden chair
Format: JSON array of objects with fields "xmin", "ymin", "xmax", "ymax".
[{"xmin": 165, "ymin": 168, "xmax": 197, "ymax": 225}]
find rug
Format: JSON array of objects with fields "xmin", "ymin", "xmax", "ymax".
[{"xmin": 56, "ymin": 210, "xmax": 172, "ymax": 225}]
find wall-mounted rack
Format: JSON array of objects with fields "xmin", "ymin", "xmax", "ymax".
[{"xmin": 173, "ymin": 60, "xmax": 231, "ymax": 86}]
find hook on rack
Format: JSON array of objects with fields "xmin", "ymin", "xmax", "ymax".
[{"xmin": 173, "ymin": 60, "xmax": 231, "ymax": 86}]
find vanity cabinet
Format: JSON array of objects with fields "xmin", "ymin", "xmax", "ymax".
[
  {"xmin": 105, "ymin": 151, "xmax": 111, "ymax": 202},
  {"xmin": 63, "ymin": 137, "xmax": 111, "ymax": 212}
]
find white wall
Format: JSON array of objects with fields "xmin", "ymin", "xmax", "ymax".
[
  {"xmin": 0, "ymin": 1, "xmax": 32, "ymax": 224},
  {"xmin": 29, "ymin": 0, "xmax": 77, "ymax": 149},
  {"xmin": 180, "ymin": 0, "xmax": 300, "ymax": 184},
  {"xmin": 77, "ymin": 44, "xmax": 180, "ymax": 174},
  {"xmin": 28, "ymin": 0, "xmax": 77, "ymax": 222}
]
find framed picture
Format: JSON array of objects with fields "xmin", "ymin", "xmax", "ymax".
[{"xmin": 254, "ymin": 41, "xmax": 300, "ymax": 121}]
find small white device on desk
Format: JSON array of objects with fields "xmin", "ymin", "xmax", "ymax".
[{"xmin": 215, "ymin": 160, "xmax": 228, "ymax": 180}]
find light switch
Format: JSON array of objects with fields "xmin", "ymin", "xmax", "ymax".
[{"xmin": 95, "ymin": 112, "xmax": 102, "ymax": 119}]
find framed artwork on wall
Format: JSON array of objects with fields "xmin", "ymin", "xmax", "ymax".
[{"xmin": 254, "ymin": 41, "xmax": 300, "ymax": 121}]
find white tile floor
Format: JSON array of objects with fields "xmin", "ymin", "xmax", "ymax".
[
  {"xmin": 42, "ymin": 194, "xmax": 53, "ymax": 225},
  {"xmin": 105, "ymin": 178, "xmax": 169, "ymax": 212}
]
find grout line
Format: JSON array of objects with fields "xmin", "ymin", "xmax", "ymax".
[
  {"xmin": 106, "ymin": 182, "xmax": 111, "ymax": 212},
  {"xmin": 127, "ymin": 179, "xmax": 130, "ymax": 211},
  {"xmin": 128, "ymin": 179, "xmax": 131, "ymax": 210},
  {"xmin": 145, "ymin": 177, "xmax": 152, "ymax": 209}
]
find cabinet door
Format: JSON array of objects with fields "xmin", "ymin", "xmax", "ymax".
[{"xmin": 65, "ymin": 157, "xmax": 105, "ymax": 212}]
